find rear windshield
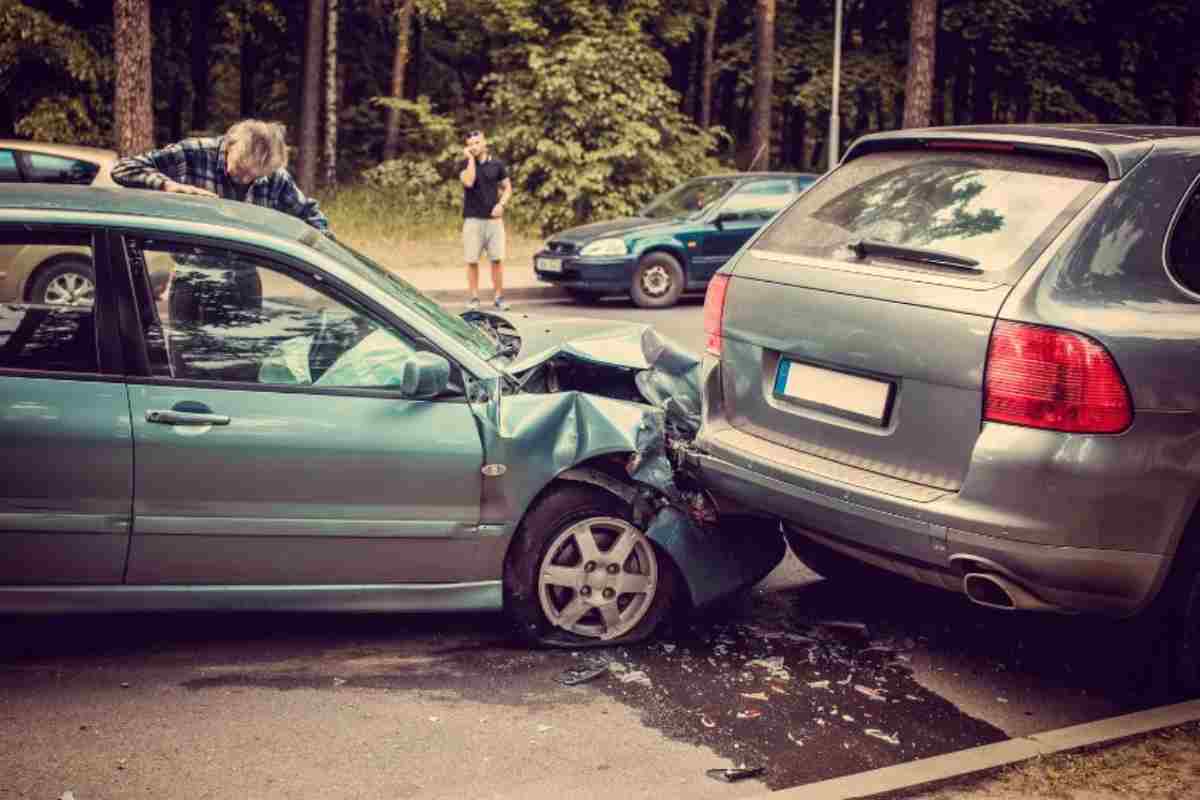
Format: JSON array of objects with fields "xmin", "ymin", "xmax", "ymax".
[{"xmin": 755, "ymin": 149, "xmax": 1107, "ymax": 273}]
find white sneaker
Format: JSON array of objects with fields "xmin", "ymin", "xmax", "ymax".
[{"xmin": 493, "ymin": 296, "xmax": 511, "ymax": 311}]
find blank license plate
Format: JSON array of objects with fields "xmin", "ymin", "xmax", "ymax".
[
  {"xmin": 775, "ymin": 360, "xmax": 892, "ymax": 425},
  {"xmin": 537, "ymin": 257, "xmax": 563, "ymax": 273}
]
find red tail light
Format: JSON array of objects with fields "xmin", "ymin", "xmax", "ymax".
[
  {"xmin": 703, "ymin": 274, "xmax": 730, "ymax": 356},
  {"xmin": 984, "ymin": 321, "xmax": 1132, "ymax": 434}
]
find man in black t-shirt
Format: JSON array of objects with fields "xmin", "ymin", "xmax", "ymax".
[{"xmin": 459, "ymin": 130, "xmax": 513, "ymax": 310}]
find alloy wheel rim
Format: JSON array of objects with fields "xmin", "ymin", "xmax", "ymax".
[
  {"xmin": 641, "ymin": 265, "xmax": 671, "ymax": 297},
  {"xmin": 537, "ymin": 516, "xmax": 658, "ymax": 641},
  {"xmin": 43, "ymin": 273, "xmax": 95, "ymax": 306}
]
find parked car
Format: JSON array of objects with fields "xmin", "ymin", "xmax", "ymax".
[
  {"xmin": 0, "ymin": 184, "xmax": 785, "ymax": 646},
  {"xmin": 692, "ymin": 125, "xmax": 1200, "ymax": 688},
  {"xmin": 534, "ymin": 172, "xmax": 817, "ymax": 308},
  {"xmin": 0, "ymin": 140, "xmax": 117, "ymax": 305}
]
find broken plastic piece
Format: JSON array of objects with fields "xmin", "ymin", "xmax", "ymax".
[
  {"xmin": 854, "ymin": 685, "xmax": 888, "ymax": 702},
  {"xmin": 557, "ymin": 662, "xmax": 610, "ymax": 686},
  {"xmin": 619, "ymin": 670, "xmax": 652, "ymax": 688},
  {"xmin": 865, "ymin": 729, "xmax": 901, "ymax": 745},
  {"xmin": 736, "ymin": 709, "xmax": 762, "ymax": 720},
  {"xmin": 705, "ymin": 766, "xmax": 765, "ymax": 783},
  {"xmin": 700, "ymin": 714, "xmax": 717, "ymax": 728},
  {"xmin": 740, "ymin": 691, "xmax": 769, "ymax": 701}
]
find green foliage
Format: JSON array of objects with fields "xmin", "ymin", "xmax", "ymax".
[{"xmin": 0, "ymin": 0, "xmax": 111, "ymax": 145}]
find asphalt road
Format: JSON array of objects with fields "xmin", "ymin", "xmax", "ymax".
[{"xmin": 0, "ymin": 296, "xmax": 1177, "ymax": 799}]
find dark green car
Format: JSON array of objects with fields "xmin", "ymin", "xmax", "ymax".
[{"xmin": 534, "ymin": 172, "xmax": 817, "ymax": 308}]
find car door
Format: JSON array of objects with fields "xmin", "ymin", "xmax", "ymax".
[
  {"xmin": 116, "ymin": 234, "xmax": 487, "ymax": 586},
  {"xmin": 696, "ymin": 179, "xmax": 801, "ymax": 280},
  {"xmin": 0, "ymin": 226, "xmax": 132, "ymax": 584}
]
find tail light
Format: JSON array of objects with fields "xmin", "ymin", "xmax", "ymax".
[
  {"xmin": 984, "ymin": 321, "xmax": 1132, "ymax": 434},
  {"xmin": 703, "ymin": 274, "xmax": 730, "ymax": 357}
]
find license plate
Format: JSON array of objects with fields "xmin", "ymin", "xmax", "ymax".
[
  {"xmin": 774, "ymin": 360, "xmax": 892, "ymax": 425},
  {"xmin": 537, "ymin": 257, "xmax": 563, "ymax": 273}
]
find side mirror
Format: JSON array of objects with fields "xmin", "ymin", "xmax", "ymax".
[
  {"xmin": 714, "ymin": 211, "xmax": 740, "ymax": 228},
  {"xmin": 393, "ymin": 351, "xmax": 452, "ymax": 399}
]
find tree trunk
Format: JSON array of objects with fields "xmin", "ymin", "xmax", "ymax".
[
  {"xmin": 409, "ymin": 16, "xmax": 422, "ymax": 100},
  {"xmin": 298, "ymin": 0, "xmax": 324, "ymax": 193},
  {"xmin": 1177, "ymin": 61, "xmax": 1199, "ymax": 126},
  {"xmin": 971, "ymin": 41, "xmax": 994, "ymax": 123},
  {"xmin": 902, "ymin": 0, "xmax": 937, "ymax": 128},
  {"xmin": 322, "ymin": 0, "xmax": 339, "ymax": 189},
  {"xmin": 383, "ymin": 0, "xmax": 416, "ymax": 161},
  {"xmin": 168, "ymin": 3, "xmax": 186, "ymax": 140},
  {"xmin": 748, "ymin": 0, "xmax": 775, "ymax": 169},
  {"xmin": 189, "ymin": 0, "xmax": 212, "ymax": 133},
  {"xmin": 700, "ymin": 0, "xmax": 721, "ymax": 128},
  {"xmin": 794, "ymin": 107, "xmax": 807, "ymax": 169},
  {"xmin": 240, "ymin": 14, "xmax": 258, "ymax": 118},
  {"xmin": 114, "ymin": 0, "xmax": 154, "ymax": 156}
]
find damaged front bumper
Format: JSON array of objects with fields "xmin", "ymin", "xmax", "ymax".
[{"xmin": 464, "ymin": 310, "xmax": 786, "ymax": 610}]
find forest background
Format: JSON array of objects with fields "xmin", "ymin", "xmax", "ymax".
[{"xmin": 3, "ymin": 0, "xmax": 1200, "ymax": 235}]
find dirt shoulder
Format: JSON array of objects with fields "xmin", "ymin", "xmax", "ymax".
[{"xmin": 900, "ymin": 721, "xmax": 1200, "ymax": 800}]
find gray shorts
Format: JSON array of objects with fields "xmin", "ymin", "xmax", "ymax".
[{"xmin": 463, "ymin": 218, "xmax": 506, "ymax": 263}]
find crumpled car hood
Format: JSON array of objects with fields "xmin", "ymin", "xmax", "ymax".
[{"xmin": 486, "ymin": 310, "xmax": 655, "ymax": 373}]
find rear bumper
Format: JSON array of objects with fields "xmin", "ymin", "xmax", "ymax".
[
  {"xmin": 533, "ymin": 252, "xmax": 636, "ymax": 292},
  {"xmin": 693, "ymin": 443, "xmax": 1165, "ymax": 616}
]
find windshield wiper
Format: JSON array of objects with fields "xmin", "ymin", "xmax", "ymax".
[{"xmin": 847, "ymin": 238, "xmax": 982, "ymax": 272}]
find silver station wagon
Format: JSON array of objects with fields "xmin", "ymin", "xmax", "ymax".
[
  {"xmin": 0, "ymin": 185, "xmax": 784, "ymax": 646},
  {"xmin": 693, "ymin": 125, "xmax": 1200, "ymax": 688}
]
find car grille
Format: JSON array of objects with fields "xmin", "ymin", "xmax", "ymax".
[{"xmin": 546, "ymin": 240, "xmax": 578, "ymax": 256}]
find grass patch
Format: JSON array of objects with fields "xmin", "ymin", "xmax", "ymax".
[{"xmin": 318, "ymin": 184, "xmax": 542, "ymax": 271}]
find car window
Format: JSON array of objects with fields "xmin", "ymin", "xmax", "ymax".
[
  {"xmin": 756, "ymin": 150, "xmax": 1107, "ymax": 273},
  {"xmin": 719, "ymin": 179, "xmax": 800, "ymax": 221},
  {"xmin": 129, "ymin": 240, "xmax": 430, "ymax": 390},
  {"xmin": 0, "ymin": 151, "xmax": 20, "ymax": 182},
  {"xmin": 0, "ymin": 233, "xmax": 98, "ymax": 374},
  {"xmin": 21, "ymin": 152, "xmax": 99, "ymax": 185},
  {"xmin": 1167, "ymin": 184, "xmax": 1200, "ymax": 296},
  {"xmin": 640, "ymin": 177, "xmax": 741, "ymax": 219}
]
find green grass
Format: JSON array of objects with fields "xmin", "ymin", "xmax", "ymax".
[{"xmin": 318, "ymin": 184, "xmax": 541, "ymax": 271}]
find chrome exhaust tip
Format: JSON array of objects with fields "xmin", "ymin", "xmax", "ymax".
[{"xmin": 962, "ymin": 571, "xmax": 1061, "ymax": 613}]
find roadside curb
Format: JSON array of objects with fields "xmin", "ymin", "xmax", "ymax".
[
  {"xmin": 756, "ymin": 698, "xmax": 1200, "ymax": 800},
  {"xmin": 422, "ymin": 284, "xmax": 568, "ymax": 304}
]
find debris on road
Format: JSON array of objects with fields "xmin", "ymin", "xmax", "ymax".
[
  {"xmin": 618, "ymin": 670, "xmax": 652, "ymax": 688},
  {"xmin": 332, "ymin": 677, "xmax": 347, "ymax": 687},
  {"xmin": 557, "ymin": 661, "xmax": 610, "ymax": 686},
  {"xmin": 736, "ymin": 709, "xmax": 762, "ymax": 720},
  {"xmin": 59, "ymin": 793, "xmax": 76, "ymax": 800},
  {"xmin": 787, "ymin": 732, "xmax": 804, "ymax": 747},
  {"xmin": 864, "ymin": 729, "xmax": 901, "ymax": 746},
  {"xmin": 854, "ymin": 684, "xmax": 888, "ymax": 702},
  {"xmin": 807, "ymin": 679, "xmax": 831, "ymax": 690},
  {"xmin": 746, "ymin": 656, "xmax": 792, "ymax": 682},
  {"xmin": 700, "ymin": 714, "xmax": 717, "ymax": 728},
  {"xmin": 740, "ymin": 691, "xmax": 769, "ymax": 701},
  {"xmin": 816, "ymin": 621, "xmax": 869, "ymax": 637},
  {"xmin": 705, "ymin": 766, "xmax": 766, "ymax": 783},
  {"xmin": 537, "ymin": 724, "xmax": 554, "ymax": 733}
]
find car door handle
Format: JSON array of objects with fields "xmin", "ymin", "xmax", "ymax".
[{"xmin": 145, "ymin": 409, "xmax": 231, "ymax": 426}]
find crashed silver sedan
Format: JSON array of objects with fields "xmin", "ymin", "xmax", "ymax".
[{"xmin": 0, "ymin": 185, "xmax": 784, "ymax": 646}]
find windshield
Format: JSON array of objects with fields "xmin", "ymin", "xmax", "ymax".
[
  {"xmin": 640, "ymin": 177, "xmax": 740, "ymax": 219},
  {"xmin": 309, "ymin": 235, "xmax": 500, "ymax": 361},
  {"xmin": 756, "ymin": 150, "xmax": 1106, "ymax": 273}
]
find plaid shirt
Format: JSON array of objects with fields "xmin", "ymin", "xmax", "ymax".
[{"xmin": 111, "ymin": 136, "xmax": 330, "ymax": 232}]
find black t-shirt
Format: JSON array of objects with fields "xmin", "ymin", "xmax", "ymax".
[{"xmin": 462, "ymin": 157, "xmax": 508, "ymax": 219}]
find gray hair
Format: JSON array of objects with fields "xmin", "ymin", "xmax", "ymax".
[{"xmin": 225, "ymin": 119, "xmax": 289, "ymax": 173}]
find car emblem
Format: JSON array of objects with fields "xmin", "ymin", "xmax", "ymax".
[{"xmin": 481, "ymin": 464, "xmax": 507, "ymax": 477}]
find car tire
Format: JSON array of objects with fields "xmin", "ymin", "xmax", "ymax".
[
  {"xmin": 28, "ymin": 258, "xmax": 97, "ymax": 306},
  {"xmin": 630, "ymin": 252, "xmax": 684, "ymax": 309},
  {"xmin": 566, "ymin": 289, "xmax": 605, "ymax": 305},
  {"xmin": 504, "ymin": 484, "xmax": 678, "ymax": 648}
]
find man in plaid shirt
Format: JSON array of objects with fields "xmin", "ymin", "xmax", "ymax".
[{"xmin": 112, "ymin": 119, "xmax": 330, "ymax": 233}]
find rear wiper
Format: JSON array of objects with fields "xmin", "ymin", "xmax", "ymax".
[{"xmin": 847, "ymin": 238, "xmax": 982, "ymax": 272}]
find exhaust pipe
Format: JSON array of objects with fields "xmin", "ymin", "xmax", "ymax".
[{"xmin": 962, "ymin": 572, "xmax": 1062, "ymax": 613}]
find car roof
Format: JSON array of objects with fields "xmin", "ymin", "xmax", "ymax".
[
  {"xmin": 0, "ymin": 139, "xmax": 117, "ymax": 165},
  {"xmin": 0, "ymin": 184, "xmax": 312, "ymax": 242},
  {"xmin": 843, "ymin": 124, "xmax": 1200, "ymax": 179}
]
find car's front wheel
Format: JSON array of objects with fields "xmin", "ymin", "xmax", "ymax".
[
  {"xmin": 28, "ymin": 259, "xmax": 96, "ymax": 306},
  {"xmin": 504, "ymin": 485, "xmax": 677, "ymax": 647},
  {"xmin": 630, "ymin": 253, "xmax": 684, "ymax": 308}
]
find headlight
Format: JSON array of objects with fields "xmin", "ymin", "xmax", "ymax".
[{"xmin": 580, "ymin": 238, "xmax": 628, "ymax": 257}]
